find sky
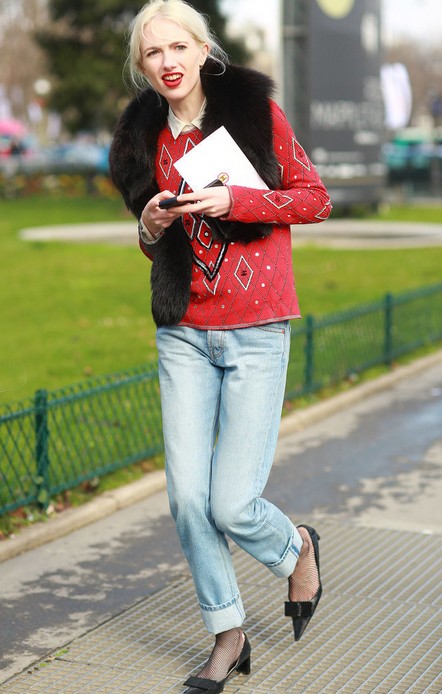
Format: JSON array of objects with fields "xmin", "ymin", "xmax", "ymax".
[{"xmin": 221, "ymin": 0, "xmax": 442, "ymax": 48}]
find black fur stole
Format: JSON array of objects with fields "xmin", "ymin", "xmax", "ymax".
[{"xmin": 110, "ymin": 60, "xmax": 281, "ymax": 326}]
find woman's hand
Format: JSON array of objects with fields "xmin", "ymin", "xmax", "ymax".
[
  {"xmin": 174, "ymin": 185, "xmax": 232, "ymax": 218},
  {"xmin": 140, "ymin": 186, "xmax": 232, "ymax": 242},
  {"xmin": 140, "ymin": 191, "xmax": 186, "ymax": 241}
]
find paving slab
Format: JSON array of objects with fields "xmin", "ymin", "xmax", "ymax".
[
  {"xmin": 2, "ymin": 353, "xmax": 441, "ymax": 691},
  {"xmin": 2, "ymin": 520, "xmax": 441, "ymax": 693}
]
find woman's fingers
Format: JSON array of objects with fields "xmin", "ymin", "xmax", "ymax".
[{"xmin": 176, "ymin": 186, "xmax": 231, "ymax": 217}]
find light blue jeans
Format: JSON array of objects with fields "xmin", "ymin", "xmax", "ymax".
[{"xmin": 156, "ymin": 322, "xmax": 302, "ymax": 634}]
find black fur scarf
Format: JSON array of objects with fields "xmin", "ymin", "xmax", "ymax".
[{"xmin": 109, "ymin": 60, "xmax": 282, "ymax": 326}]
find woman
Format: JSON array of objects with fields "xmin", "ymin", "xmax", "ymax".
[{"xmin": 110, "ymin": 1, "xmax": 331, "ymax": 691}]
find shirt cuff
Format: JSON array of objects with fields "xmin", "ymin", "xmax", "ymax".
[{"xmin": 138, "ymin": 219, "xmax": 164, "ymax": 245}]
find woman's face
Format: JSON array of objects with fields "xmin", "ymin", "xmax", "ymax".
[{"xmin": 139, "ymin": 17, "xmax": 209, "ymax": 109}]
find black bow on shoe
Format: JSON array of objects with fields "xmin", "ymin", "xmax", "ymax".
[{"xmin": 285, "ymin": 524, "xmax": 322, "ymax": 641}]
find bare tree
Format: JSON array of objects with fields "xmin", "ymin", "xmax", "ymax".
[
  {"xmin": 0, "ymin": 0, "xmax": 49, "ymax": 122},
  {"xmin": 386, "ymin": 40, "xmax": 442, "ymax": 127}
]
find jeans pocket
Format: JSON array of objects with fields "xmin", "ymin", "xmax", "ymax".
[{"xmin": 256, "ymin": 320, "xmax": 290, "ymax": 335}]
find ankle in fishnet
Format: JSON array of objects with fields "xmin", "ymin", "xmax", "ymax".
[
  {"xmin": 197, "ymin": 628, "xmax": 245, "ymax": 682},
  {"xmin": 288, "ymin": 526, "xmax": 320, "ymax": 602}
]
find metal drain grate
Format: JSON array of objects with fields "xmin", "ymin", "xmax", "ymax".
[{"xmin": 3, "ymin": 520, "xmax": 441, "ymax": 693}]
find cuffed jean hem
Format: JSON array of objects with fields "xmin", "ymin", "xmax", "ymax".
[
  {"xmin": 199, "ymin": 594, "xmax": 246, "ymax": 634},
  {"xmin": 266, "ymin": 530, "xmax": 302, "ymax": 579}
]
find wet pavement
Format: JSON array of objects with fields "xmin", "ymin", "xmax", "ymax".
[{"xmin": 1, "ymin": 355, "xmax": 441, "ymax": 691}]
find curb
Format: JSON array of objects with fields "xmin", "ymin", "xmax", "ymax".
[
  {"xmin": 1, "ymin": 350, "xmax": 441, "ymax": 564},
  {"xmin": 0, "ymin": 470, "xmax": 166, "ymax": 563},
  {"xmin": 279, "ymin": 349, "xmax": 442, "ymax": 437}
]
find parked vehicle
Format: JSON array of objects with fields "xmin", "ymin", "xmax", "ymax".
[{"xmin": 383, "ymin": 128, "xmax": 442, "ymax": 185}]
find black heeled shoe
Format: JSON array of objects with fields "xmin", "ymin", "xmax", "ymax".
[
  {"xmin": 285, "ymin": 524, "xmax": 322, "ymax": 641},
  {"xmin": 183, "ymin": 634, "xmax": 251, "ymax": 693}
]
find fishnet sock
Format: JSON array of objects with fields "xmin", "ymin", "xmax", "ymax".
[
  {"xmin": 197, "ymin": 628, "xmax": 244, "ymax": 682},
  {"xmin": 288, "ymin": 526, "xmax": 320, "ymax": 602}
]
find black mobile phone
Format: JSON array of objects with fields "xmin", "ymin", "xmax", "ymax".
[
  {"xmin": 159, "ymin": 196, "xmax": 189, "ymax": 209},
  {"xmin": 159, "ymin": 180, "xmax": 224, "ymax": 209}
]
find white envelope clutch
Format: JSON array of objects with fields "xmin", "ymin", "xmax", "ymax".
[{"xmin": 173, "ymin": 126, "xmax": 269, "ymax": 191}]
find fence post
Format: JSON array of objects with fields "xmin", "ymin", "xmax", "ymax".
[
  {"xmin": 384, "ymin": 292, "xmax": 394, "ymax": 366},
  {"xmin": 35, "ymin": 389, "xmax": 50, "ymax": 509},
  {"xmin": 304, "ymin": 314, "xmax": 315, "ymax": 392}
]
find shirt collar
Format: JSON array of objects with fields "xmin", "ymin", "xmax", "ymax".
[{"xmin": 168, "ymin": 99, "xmax": 207, "ymax": 139}]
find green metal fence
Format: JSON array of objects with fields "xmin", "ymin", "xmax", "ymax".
[
  {"xmin": 1, "ymin": 283, "xmax": 442, "ymax": 516},
  {"xmin": 286, "ymin": 283, "xmax": 442, "ymax": 398},
  {"xmin": 1, "ymin": 366, "xmax": 163, "ymax": 516}
]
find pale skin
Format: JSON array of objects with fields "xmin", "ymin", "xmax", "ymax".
[{"xmin": 138, "ymin": 17, "xmax": 231, "ymax": 240}]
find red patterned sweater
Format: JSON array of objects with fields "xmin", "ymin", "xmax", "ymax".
[{"xmin": 139, "ymin": 100, "xmax": 331, "ymax": 330}]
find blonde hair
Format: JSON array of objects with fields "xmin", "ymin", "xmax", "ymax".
[{"xmin": 127, "ymin": 0, "xmax": 229, "ymax": 91}]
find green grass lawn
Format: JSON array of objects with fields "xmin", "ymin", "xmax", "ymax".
[{"xmin": 1, "ymin": 195, "xmax": 442, "ymax": 406}]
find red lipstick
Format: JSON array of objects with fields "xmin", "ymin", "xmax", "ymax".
[{"xmin": 162, "ymin": 73, "xmax": 183, "ymax": 88}]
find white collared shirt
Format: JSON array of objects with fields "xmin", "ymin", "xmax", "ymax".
[{"xmin": 167, "ymin": 99, "xmax": 207, "ymax": 139}]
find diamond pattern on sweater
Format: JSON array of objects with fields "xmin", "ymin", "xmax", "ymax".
[
  {"xmin": 146, "ymin": 105, "xmax": 331, "ymax": 329},
  {"xmin": 203, "ymin": 272, "xmax": 221, "ymax": 296},
  {"xmin": 196, "ymin": 218, "xmax": 213, "ymax": 249},
  {"xmin": 315, "ymin": 202, "xmax": 333, "ymax": 220},
  {"xmin": 159, "ymin": 144, "xmax": 173, "ymax": 179},
  {"xmin": 193, "ymin": 240, "xmax": 228, "ymax": 282},
  {"xmin": 227, "ymin": 102, "xmax": 331, "ymax": 231},
  {"xmin": 184, "ymin": 135, "xmax": 197, "ymax": 154},
  {"xmin": 183, "ymin": 213, "xmax": 199, "ymax": 241},
  {"xmin": 234, "ymin": 256, "xmax": 254, "ymax": 290},
  {"xmin": 263, "ymin": 191, "xmax": 294, "ymax": 209},
  {"xmin": 185, "ymin": 229, "xmax": 298, "ymax": 328},
  {"xmin": 293, "ymin": 137, "xmax": 311, "ymax": 171}
]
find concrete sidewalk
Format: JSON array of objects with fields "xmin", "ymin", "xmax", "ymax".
[
  {"xmin": 3, "ymin": 519, "xmax": 441, "ymax": 693},
  {"xmin": 19, "ymin": 218, "xmax": 442, "ymax": 249},
  {"xmin": 1, "ymin": 351, "xmax": 442, "ymax": 693}
]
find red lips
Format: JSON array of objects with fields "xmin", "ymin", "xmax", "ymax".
[{"xmin": 162, "ymin": 73, "xmax": 184, "ymax": 88}]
